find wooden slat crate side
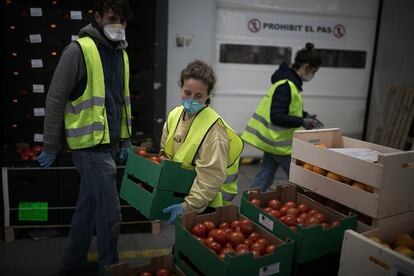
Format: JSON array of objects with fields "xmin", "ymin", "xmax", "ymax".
[
  {"xmin": 292, "ymin": 139, "xmax": 383, "ymax": 188},
  {"xmin": 339, "ymin": 230, "xmax": 414, "ymax": 276},
  {"xmin": 293, "ymin": 128, "xmax": 343, "ymax": 147},
  {"xmin": 290, "ymin": 163, "xmax": 380, "ymax": 218}
]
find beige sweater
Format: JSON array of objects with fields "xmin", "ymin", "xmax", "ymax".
[{"xmin": 160, "ymin": 111, "xmax": 229, "ymax": 213}]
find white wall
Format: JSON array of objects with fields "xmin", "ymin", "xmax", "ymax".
[{"xmin": 166, "ymin": 0, "xmax": 216, "ymax": 113}]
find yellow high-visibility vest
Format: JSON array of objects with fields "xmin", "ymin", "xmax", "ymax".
[
  {"xmin": 241, "ymin": 79, "xmax": 302, "ymax": 155},
  {"xmin": 165, "ymin": 106, "xmax": 243, "ymax": 207},
  {"xmin": 64, "ymin": 36, "xmax": 131, "ymax": 149}
]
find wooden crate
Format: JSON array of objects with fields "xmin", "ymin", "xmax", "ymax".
[
  {"xmin": 338, "ymin": 212, "xmax": 414, "ymax": 276},
  {"xmin": 290, "ymin": 128, "xmax": 414, "ymax": 219}
]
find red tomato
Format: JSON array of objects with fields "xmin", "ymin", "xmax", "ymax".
[
  {"xmin": 251, "ymin": 249, "xmax": 262, "ymax": 257},
  {"xmin": 250, "ymin": 198, "xmax": 261, "ymax": 208},
  {"xmin": 221, "ymin": 247, "xmax": 235, "ymax": 255},
  {"xmin": 256, "ymin": 238, "xmax": 270, "ymax": 248},
  {"xmin": 283, "ymin": 201, "xmax": 297, "ymax": 209},
  {"xmin": 150, "ymin": 156, "xmax": 160, "ymax": 164},
  {"xmin": 219, "ymin": 222, "xmax": 230, "ymax": 229},
  {"xmin": 279, "ymin": 206, "xmax": 288, "ymax": 216},
  {"xmin": 203, "ymin": 220, "xmax": 216, "ymax": 231},
  {"xmin": 269, "ymin": 209, "xmax": 281, "ymax": 218},
  {"xmin": 251, "ymin": 242, "xmax": 265, "ymax": 254},
  {"xmin": 243, "ymin": 238, "xmax": 253, "ymax": 249},
  {"xmin": 286, "ymin": 208, "xmax": 300, "ymax": 217},
  {"xmin": 212, "ymin": 229, "xmax": 229, "ymax": 245},
  {"xmin": 330, "ymin": 220, "xmax": 341, "ymax": 228},
  {"xmin": 267, "ymin": 199, "xmax": 282, "ymax": 210},
  {"xmin": 208, "ymin": 228, "xmax": 219, "ymax": 238},
  {"xmin": 222, "ymin": 227, "xmax": 234, "ymax": 239},
  {"xmin": 136, "ymin": 149, "xmax": 147, "ymax": 157},
  {"xmin": 230, "ymin": 220, "xmax": 240, "ymax": 230},
  {"xmin": 265, "ymin": 244, "xmax": 277, "ymax": 255},
  {"xmin": 156, "ymin": 268, "xmax": 171, "ymax": 276},
  {"xmin": 235, "ymin": 243, "xmax": 249, "ymax": 251},
  {"xmin": 284, "ymin": 215, "xmax": 297, "ymax": 226},
  {"xmin": 239, "ymin": 219, "xmax": 253, "ymax": 236},
  {"xmin": 262, "ymin": 207, "xmax": 273, "ymax": 213},
  {"xmin": 229, "ymin": 231, "xmax": 245, "ymax": 247},
  {"xmin": 139, "ymin": 272, "xmax": 152, "ymax": 276},
  {"xmin": 191, "ymin": 223, "xmax": 208, "ymax": 238},
  {"xmin": 297, "ymin": 217, "xmax": 306, "ymax": 224},
  {"xmin": 297, "ymin": 203, "xmax": 309, "ymax": 214},
  {"xmin": 308, "ymin": 209, "xmax": 319, "ymax": 216},
  {"xmin": 236, "ymin": 248, "xmax": 249, "ymax": 255},
  {"xmin": 204, "ymin": 236, "xmax": 215, "ymax": 246},
  {"xmin": 248, "ymin": 232, "xmax": 261, "ymax": 242},
  {"xmin": 313, "ymin": 212, "xmax": 326, "ymax": 223},
  {"xmin": 208, "ymin": 241, "xmax": 222, "ymax": 254},
  {"xmin": 298, "ymin": 213, "xmax": 309, "ymax": 220},
  {"xmin": 305, "ymin": 216, "xmax": 320, "ymax": 226}
]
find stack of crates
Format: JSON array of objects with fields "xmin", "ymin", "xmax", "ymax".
[
  {"xmin": 286, "ymin": 128, "xmax": 414, "ymax": 274},
  {"xmin": 120, "ymin": 149, "xmax": 196, "ymax": 220}
]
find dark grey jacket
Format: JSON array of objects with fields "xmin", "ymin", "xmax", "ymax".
[{"xmin": 43, "ymin": 24, "xmax": 130, "ymax": 153}]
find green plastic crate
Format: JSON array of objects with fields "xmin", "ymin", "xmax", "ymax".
[
  {"xmin": 174, "ymin": 205, "xmax": 294, "ymax": 276},
  {"xmin": 240, "ymin": 184, "xmax": 357, "ymax": 263},
  {"xmin": 124, "ymin": 150, "xmax": 196, "ymax": 193},
  {"xmin": 120, "ymin": 150, "xmax": 196, "ymax": 220}
]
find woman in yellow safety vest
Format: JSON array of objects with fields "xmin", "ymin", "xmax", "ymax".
[
  {"xmin": 242, "ymin": 42, "xmax": 322, "ymax": 192},
  {"xmin": 161, "ymin": 60, "xmax": 243, "ymax": 224}
]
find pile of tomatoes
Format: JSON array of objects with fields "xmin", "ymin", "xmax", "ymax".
[
  {"xmin": 249, "ymin": 198, "xmax": 341, "ymax": 231},
  {"xmin": 190, "ymin": 219, "xmax": 277, "ymax": 259},
  {"xmin": 134, "ymin": 148, "xmax": 167, "ymax": 164},
  {"xmin": 18, "ymin": 145, "xmax": 42, "ymax": 161},
  {"xmin": 131, "ymin": 268, "xmax": 172, "ymax": 276}
]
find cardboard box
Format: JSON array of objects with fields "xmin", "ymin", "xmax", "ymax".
[
  {"xmin": 105, "ymin": 254, "xmax": 185, "ymax": 276},
  {"xmin": 175, "ymin": 205, "xmax": 294, "ymax": 276},
  {"xmin": 240, "ymin": 184, "xmax": 357, "ymax": 263},
  {"xmin": 338, "ymin": 212, "xmax": 414, "ymax": 276},
  {"xmin": 290, "ymin": 128, "xmax": 414, "ymax": 219},
  {"xmin": 120, "ymin": 149, "xmax": 196, "ymax": 220}
]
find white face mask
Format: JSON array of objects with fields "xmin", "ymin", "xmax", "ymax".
[
  {"xmin": 103, "ymin": 24, "xmax": 126, "ymax": 41},
  {"xmin": 301, "ymin": 73, "xmax": 314, "ymax": 82}
]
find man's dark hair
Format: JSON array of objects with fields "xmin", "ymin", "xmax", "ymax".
[{"xmin": 95, "ymin": 0, "xmax": 133, "ymax": 20}]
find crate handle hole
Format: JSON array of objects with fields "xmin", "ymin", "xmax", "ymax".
[
  {"xmin": 127, "ymin": 174, "xmax": 153, "ymax": 193},
  {"xmin": 368, "ymin": 255, "xmax": 389, "ymax": 271}
]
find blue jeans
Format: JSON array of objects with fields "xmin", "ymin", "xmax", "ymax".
[
  {"xmin": 251, "ymin": 152, "xmax": 291, "ymax": 192},
  {"xmin": 62, "ymin": 150, "xmax": 121, "ymax": 273}
]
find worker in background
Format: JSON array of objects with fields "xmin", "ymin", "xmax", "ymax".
[
  {"xmin": 161, "ymin": 60, "xmax": 243, "ymax": 224},
  {"xmin": 242, "ymin": 42, "xmax": 322, "ymax": 192},
  {"xmin": 37, "ymin": 0, "xmax": 133, "ymax": 274}
]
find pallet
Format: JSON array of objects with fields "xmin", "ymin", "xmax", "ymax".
[
  {"xmin": 4, "ymin": 220, "xmax": 161, "ymax": 243},
  {"xmin": 380, "ymin": 86, "xmax": 414, "ymax": 149}
]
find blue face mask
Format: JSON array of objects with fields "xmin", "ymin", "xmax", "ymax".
[{"xmin": 182, "ymin": 98, "xmax": 204, "ymax": 114}]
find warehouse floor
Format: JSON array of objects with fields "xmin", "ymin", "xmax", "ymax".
[{"xmin": 0, "ymin": 163, "xmax": 290, "ymax": 276}]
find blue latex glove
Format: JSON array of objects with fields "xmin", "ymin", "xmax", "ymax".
[
  {"xmin": 37, "ymin": 152, "xmax": 57, "ymax": 168},
  {"xmin": 119, "ymin": 147, "xmax": 129, "ymax": 162},
  {"xmin": 162, "ymin": 203, "xmax": 184, "ymax": 224}
]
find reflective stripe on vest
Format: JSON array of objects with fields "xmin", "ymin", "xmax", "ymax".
[
  {"xmin": 165, "ymin": 106, "xmax": 243, "ymax": 207},
  {"xmin": 64, "ymin": 36, "xmax": 131, "ymax": 149},
  {"xmin": 241, "ymin": 79, "xmax": 302, "ymax": 155}
]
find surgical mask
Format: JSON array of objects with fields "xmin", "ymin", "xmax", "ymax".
[
  {"xmin": 301, "ymin": 73, "xmax": 314, "ymax": 82},
  {"xmin": 182, "ymin": 98, "xmax": 204, "ymax": 114},
  {"xmin": 103, "ymin": 24, "xmax": 126, "ymax": 41}
]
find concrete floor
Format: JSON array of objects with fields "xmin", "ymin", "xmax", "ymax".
[{"xmin": 0, "ymin": 163, "xmax": 289, "ymax": 276}]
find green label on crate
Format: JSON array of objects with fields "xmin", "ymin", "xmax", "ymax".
[{"xmin": 18, "ymin": 202, "xmax": 48, "ymax": 221}]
